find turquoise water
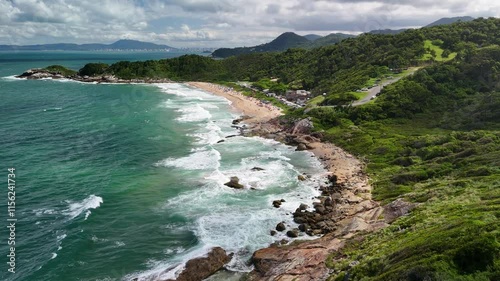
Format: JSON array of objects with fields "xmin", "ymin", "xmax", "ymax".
[{"xmin": 0, "ymin": 52, "xmax": 324, "ymax": 281}]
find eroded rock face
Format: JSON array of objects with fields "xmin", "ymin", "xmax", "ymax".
[
  {"xmin": 248, "ymin": 236, "xmax": 344, "ymax": 281},
  {"xmin": 163, "ymin": 247, "xmax": 232, "ymax": 281},
  {"xmin": 383, "ymin": 198, "xmax": 418, "ymax": 223},
  {"xmin": 290, "ymin": 118, "xmax": 314, "ymax": 135}
]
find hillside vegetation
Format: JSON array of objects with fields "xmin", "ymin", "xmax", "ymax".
[
  {"xmin": 316, "ymin": 47, "xmax": 499, "ymax": 280},
  {"xmin": 54, "ymin": 17, "xmax": 500, "ymax": 280}
]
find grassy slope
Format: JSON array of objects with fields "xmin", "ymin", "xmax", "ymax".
[
  {"xmin": 319, "ymin": 114, "xmax": 499, "ymax": 280},
  {"xmin": 422, "ymin": 40, "xmax": 458, "ymax": 61}
]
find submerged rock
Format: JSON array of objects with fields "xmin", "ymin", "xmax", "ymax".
[
  {"xmin": 251, "ymin": 167, "xmax": 265, "ymax": 171},
  {"xmin": 164, "ymin": 247, "xmax": 232, "ymax": 281},
  {"xmin": 224, "ymin": 176, "xmax": 244, "ymax": 189}
]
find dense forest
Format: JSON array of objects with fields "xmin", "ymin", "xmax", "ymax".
[
  {"xmin": 56, "ymin": 17, "xmax": 500, "ymax": 280},
  {"xmin": 74, "ymin": 18, "xmax": 499, "ymax": 102}
]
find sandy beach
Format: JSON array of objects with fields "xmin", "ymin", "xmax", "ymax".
[
  {"xmin": 186, "ymin": 82, "xmax": 283, "ymax": 124},
  {"xmin": 187, "ymin": 81, "xmax": 370, "ymax": 189}
]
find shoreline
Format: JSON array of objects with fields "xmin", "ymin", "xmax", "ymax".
[
  {"xmin": 187, "ymin": 82, "xmax": 370, "ymax": 193},
  {"xmin": 187, "ymin": 81, "xmax": 387, "ymax": 281}
]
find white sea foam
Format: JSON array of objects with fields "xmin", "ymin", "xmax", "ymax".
[
  {"xmin": 57, "ymin": 234, "xmax": 67, "ymax": 242},
  {"xmin": 43, "ymin": 107, "xmax": 63, "ymax": 112},
  {"xmin": 155, "ymin": 149, "xmax": 221, "ymax": 171},
  {"xmin": 50, "ymin": 253, "xmax": 57, "ymax": 259},
  {"xmin": 64, "ymin": 195, "xmax": 103, "ymax": 220},
  {"xmin": 2, "ymin": 75, "xmax": 23, "ymax": 81},
  {"xmin": 134, "ymin": 83, "xmax": 326, "ymax": 279},
  {"xmin": 125, "ymin": 245, "xmax": 215, "ymax": 281},
  {"xmin": 188, "ymin": 123, "xmax": 224, "ymax": 145},
  {"xmin": 175, "ymin": 104, "xmax": 212, "ymax": 122},
  {"xmin": 33, "ymin": 208, "xmax": 57, "ymax": 216}
]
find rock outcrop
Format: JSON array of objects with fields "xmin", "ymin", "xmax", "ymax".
[
  {"xmin": 224, "ymin": 176, "xmax": 244, "ymax": 189},
  {"xmin": 290, "ymin": 117, "xmax": 314, "ymax": 135},
  {"xmin": 17, "ymin": 68, "xmax": 172, "ymax": 83},
  {"xmin": 163, "ymin": 247, "xmax": 232, "ymax": 281},
  {"xmin": 248, "ymin": 236, "xmax": 345, "ymax": 281}
]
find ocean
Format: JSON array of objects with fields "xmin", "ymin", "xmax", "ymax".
[{"xmin": 0, "ymin": 51, "xmax": 324, "ymax": 281}]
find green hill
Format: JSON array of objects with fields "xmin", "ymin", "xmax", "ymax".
[
  {"xmin": 212, "ymin": 32, "xmax": 310, "ymax": 58},
  {"xmin": 426, "ymin": 16, "xmax": 475, "ymax": 27},
  {"xmin": 211, "ymin": 32, "xmax": 354, "ymax": 58},
  {"xmin": 308, "ymin": 33, "xmax": 356, "ymax": 48}
]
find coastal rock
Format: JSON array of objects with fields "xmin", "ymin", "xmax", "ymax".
[
  {"xmin": 276, "ymin": 222, "xmax": 286, "ymax": 232},
  {"xmin": 224, "ymin": 177, "xmax": 244, "ymax": 189},
  {"xmin": 297, "ymin": 174, "xmax": 306, "ymax": 181},
  {"xmin": 290, "ymin": 117, "xmax": 314, "ymax": 135},
  {"xmin": 286, "ymin": 229, "xmax": 299, "ymax": 238},
  {"xmin": 382, "ymin": 198, "xmax": 417, "ymax": 223},
  {"xmin": 296, "ymin": 143, "xmax": 308, "ymax": 151},
  {"xmin": 164, "ymin": 247, "xmax": 232, "ymax": 281},
  {"xmin": 270, "ymin": 230, "xmax": 277, "ymax": 236},
  {"xmin": 298, "ymin": 223, "xmax": 309, "ymax": 232},
  {"xmin": 249, "ymin": 235, "xmax": 344, "ymax": 281},
  {"xmin": 251, "ymin": 167, "xmax": 265, "ymax": 171},
  {"xmin": 272, "ymin": 200, "xmax": 282, "ymax": 208},
  {"xmin": 217, "ymin": 140, "xmax": 225, "ymax": 144}
]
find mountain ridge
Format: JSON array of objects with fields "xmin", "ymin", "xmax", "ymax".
[
  {"xmin": 0, "ymin": 39, "xmax": 176, "ymax": 51},
  {"xmin": 212, "ymin": 32, "xmax": 355, "ymax": 58}
]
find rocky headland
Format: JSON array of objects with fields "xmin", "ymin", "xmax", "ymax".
[{"xmin": 16, "ymin": 68, "xmax": 172, "ymax": 83}]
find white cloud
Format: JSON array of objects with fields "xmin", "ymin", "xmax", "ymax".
[{"xmin": 0, "ymin": 0, "xmax": 498, "ymax": 47}]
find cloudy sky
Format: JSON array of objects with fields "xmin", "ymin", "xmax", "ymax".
[{"xmin": 0, "ymin": 0, "xmax": 498, "ymax": 48}]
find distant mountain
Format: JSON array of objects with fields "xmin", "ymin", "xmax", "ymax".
[
  {"xmin": 212, "ymin": 32, "xmax": 310, "ymax": 58},
  {"xmin": 0, "ymin": 39, "xmax": 176, "ymax": 51},
  {"xmin": 304, "ymin": 34, "xmax": 322, "ymax": 41},
  {"xmin": 212, "ymin": 32, "xmax": 354, "ymax": 58},
  {"xmin": 425, "ymin": 16, "xmax": 474, "ymax": 27},
  {"xmin": 308, "ymin": 33, "xmax": 356, "ymax": 48},
  {"xmin": 368, "ymin": 28, "xmax": 408, "ymax": 35}
]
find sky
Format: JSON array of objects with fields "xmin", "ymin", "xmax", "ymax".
[{"xmin": 0, "ymin": 0, "xmax": 499, "ymax": 48}]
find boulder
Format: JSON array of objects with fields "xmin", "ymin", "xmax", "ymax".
[
  {"xmin": 164, "ymin": 247, "xmax": 232, "ymax": 281},
  {"xmin": 299, "ymin": 203, "xmax": 309, "ymax": 211},
  {"xmin": 224, "ymin": 177, "xmax": 244, "ymax": 189},
  {"xmin": 276, "ymin": 222, "xmax": 286, "ymax": 232},
  {"xmin": 297, "ymin": 175, "xmax": 306, "ymax": 181},
  {"xmin": 298, "ymin": 223, "xmax": 309, "ymax": 232},
  {"xmin": 270, "ymin": 230, "xmax": 277, "ymax": 236},
  {"xmin": 286, "ymin": 229, "xmax": 299, "ymax": 238},
  {"xmin": 296, "ymin": 143, "xmax": 308, "ymax": 151},
  {"xmin": 272, "ymin": 200, "xmax": 282, "ymax": 208}
]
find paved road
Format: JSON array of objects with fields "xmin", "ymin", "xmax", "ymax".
[
  {"xmin": 352, "ymin": 68, "xmax": 419, "ymax": 106},
  {"xmin": 352, "ymin": 77, "xmax": 403, "ymax": 106}
]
